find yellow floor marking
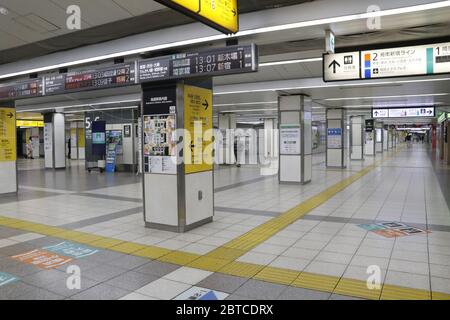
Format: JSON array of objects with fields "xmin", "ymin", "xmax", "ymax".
[
  {"xmin": 432, "ymin": 292, "xmax": 450, "ymax": 300},
  {"xmin": 133, "ymin": 246, "xmax": 172, "ymax": 259},
  {"xmin": 219, "ymin": 261, "xmax": 265, "ymax": 278},
  {"xmin": 334, "ymin": 278, "xmax": 381, "ymax": 300},
  {"xmin": 254, "ymin": 267, "xmax": 300, "ymax": 286},
  {"xmin": 159, "ymin": 251, "xmax": 201, "ymax": 266},
  {"xmin": 292, "ymin": 272, "xmax": 340, "ymax": 293},
  {"xmin": 381, "ymin": 284, "xmax": 431, "ymax": 300},
  {"xmin": 3, "ymin": 147, "xmax": 445, "ymax": 300}
]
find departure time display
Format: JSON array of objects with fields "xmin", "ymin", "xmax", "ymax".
[
  {"xmin": 139, "ymin": 44, "xmax": 257, "ymax": 82},
  {"xmin": 44, "ymin": 64, "xmax": 136, "ymax": 95},
  {"xmin": 0, "ymin": 80, "xmax": 43, "ymax": 101}
]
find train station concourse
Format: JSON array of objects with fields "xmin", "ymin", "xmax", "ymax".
[{"xmin": 1, "ymin": 0, "xmax": 450, "ymax": 306}]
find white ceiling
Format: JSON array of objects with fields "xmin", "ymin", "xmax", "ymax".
[{"xmin": 0, "ymin": 0, "xmax": 164, "ymax": 51}]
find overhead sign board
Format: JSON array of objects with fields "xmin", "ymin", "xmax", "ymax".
[
  {"xmin": 372, "ymin": 107, "xmax": 435, "ymax": 119},
  {"xmin": 44, "ymin": 63, "xmax": 136, "ymax": 95},
  {"xmin": 0, "ymin": 79, "xmax": 43, "ymax": 101},
  {"xmin": 323, "ymin": 52, "xmax": 360, "ymax": 81},
  {"xmin": 438, "ymin": 112, "xmax": 447, "ymax": 123},
  {"xmin": 324, "ymin": 41, "xmax": 450, "ymax": 82},
  {"xmin": 155, "ymin": 0, "xmax": 238, "ymax": 34},
  {"xmin": 139, "ymin": 44, "xmax": 257, "ymax": 83},
  {"xmin": 362, "ymin": 42, "xmax": 450, "ymax": 79}
]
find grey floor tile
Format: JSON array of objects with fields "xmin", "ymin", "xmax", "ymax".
[
  {"xmin": 277, "ymin": 287, "xmax": 331, "ymax": 300},
  {"xmin": 22, "ymin": 269, "xmax": 68, "ymax": 287},
  {"xmin": 107, "ymin": 255, "xmax": 149, "ymax": 270},
  {"xmin": 197, "ymin": 273, "xmax": 249, "ymax": 293},
  {"xmin": 0, "ymin": 227, "xmax": 25, "ymax": 238},
  {"xmin": 0, "ymin": 281, "xmax": 37, "ymax": 300},
  {"xmin": 55, "ymin": 258, "xmax": 101, "ymax": 273},
  {"xmin": 134, "ymin": 261, "xmax": 179, "ymax": 277},
  {"xmin": 85, "ymin": 250, "xmax": 125, "ymax": 263},
  {"xmin": 329, "ymin": 294, "xmax": 366, "ymax": 300},
  {"xmin": 82, "ymin": 264, "xmax": 127, "ymax": 282},
  {"xmin": 45, "ymin": 277, "xmax": 100, "ymax": 298},
  {"xmin": 105, "ymin": 271, "xmax": 159, "ymax": 291},
  {"xmin": 18, "ymin": 288, "xmax": 65, "ymax": 300},
  {"xmin": 2, "ymin": 261, "xmax": 41, "ymax": 277},
  {"xmin": 25, "ymin": 237, "xmax": 63, "ymax": 248},
  {"xmin": 71, "ymin": 283, "xmax": 130, "ymax": 300},
  {"xmin": 0, "ymin": 243, "xmax": 36, "ymax": 256},
  {"xmin": 0, "ymin": 256, "xmax": 18, "ymax": 269},
  {"xmin": 234, "ymin": 279, "xmax": 287, "ymax": 300}
]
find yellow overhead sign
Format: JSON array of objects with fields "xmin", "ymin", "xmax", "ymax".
[
  {"xmin": 0, "ymin": 107, "xmax": 17, "ymax": 162},
  {"xmin": 16, "ymin": 120, "xmax": 44, "ymax": 128},
  {"xmin": 156, "ymin": 0, "xmax": 238, "ymax": 34},
  {"xmin": 184, "ymin": 84, "xmax": 213, "ymax": 174}
]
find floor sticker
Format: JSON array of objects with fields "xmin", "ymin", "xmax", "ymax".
[
  {"xmin": 43, "ymin": 242, "xmax": 100, "ymax": 259},
  {"xmin": 174, "ymin": 287, "xmax": 229, "ymax": 300},
  {"xmin": 12, "ymin": 249, "xmax": 73, "ymax": 269},
  {"xmin": 358, "ymin": 222, "xmax": 429, "ymax": 238},
  {"xmin": 0, "ymin": 272, "xmax": 18, "ymax": 287}
]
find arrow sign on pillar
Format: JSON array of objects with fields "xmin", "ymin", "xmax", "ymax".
[
  {"xmin": 7, "ymin": 112, "xmax": 13, "ymax": 119},
  {"xmin": 328, "ymin": 60, "xmax": 341, "ymax": 74},
  {"xmin": 202, "ymin": 100, "xmax": 209, "ymax": 110}
]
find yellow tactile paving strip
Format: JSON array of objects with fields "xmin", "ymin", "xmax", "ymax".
[{"xmin": 1, "ymin": 150, "xmax": 449, "ymax": 299}]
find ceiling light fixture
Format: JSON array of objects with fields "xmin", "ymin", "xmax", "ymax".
[
  {"xmin": 259, "ymin": 57, "xmax": 322, "ymax": 67},
  {"xmin": 324, "ymin": 93, "xmax": 449, "ymax": 101},
  {"xmin": 2, "ymin": 1, "xmax": 450, "ymax": 80}
]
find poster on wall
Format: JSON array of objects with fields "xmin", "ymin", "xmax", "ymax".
[
  {"xmin": 327, "ymin": 128, "xmax": 342, "ymax": 148},
  {"xmin": 143, "ymin": 114, "xmax": 177, "ymax": 174},
  {"xmin": 106, "ymin": 130, "xmax": 123, "ymax": 155},
  {"xmin": 280, "ymin": 125, "xmax": 301, "ymax": 155}
]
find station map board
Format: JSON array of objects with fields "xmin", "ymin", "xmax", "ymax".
[
  {"xmin": 155, "ymin": 0, "xmax": 239, "ymax": 34},
  {"xmin": 324, "ymin": 41, "xmax": 450, "ymax": 81}
]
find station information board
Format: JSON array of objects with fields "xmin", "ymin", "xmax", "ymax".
[
  {"xmin": 44, "ymin": 63, "xmax": 136, "ymax": 95},
  {"xmin": 139, "ymin": 44, "xmax": 257, "ymax": 83},
  {"xmin": 0, "ymin": 79, "xmax": 43, "ymax": 101},
  {"xmin": 372, "ymin": 107, "xmax": 435, "ymax": 118},
  {"xmin": 324, "ymin": 41, "xmax": 450, "ymax": 82},
  {"xmin": 155, "ymin": 0, "xmax": 238, "ymax": 34}
]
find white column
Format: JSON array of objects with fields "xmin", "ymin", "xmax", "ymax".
[
  {"xmin": 375, "ymin": 121, "xmax": 384, "ymax": 153},
  {"xmin": 70, "ymin": 122, "xmax": 79, "ymax": 159},
  {"xmin": 218, "ymin": 113, "xmax": 236, "ymax": 165},
  {"xmin": 0, "ymin": 104, "xmax": 17, "ymax": 195},
  {"xmin": 326, "ymin": 108, "xmax": 347, "ymax": 168},
  {"xmin": 383, "ymin": 128, "xmax": 388, "ymax": 151},
  {"xmin": 44, "ymin": 113, "xmax": 66, "ymax": 169},
  {"xmin": 365, "ymin": 119, "xmax": 376, "ymax": 156},
  {"xmin": 279, "ymin": 95, "xmax": 312, "ymax": 184},
  {"xmin": 350, "ymin": 116, "xmax": 364, "ymax": 160},
  {"xmin": 260, "ymin": 118, "xmax": 278, "ymax": 176}
]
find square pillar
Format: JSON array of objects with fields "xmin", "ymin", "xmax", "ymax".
[
  {"xmin": 375, "ymin": 121, "xmax": 384, "ymax": 153},
  {"xmin": 218, "ymin": 113, "xmax": 236, "ymax": 165},
  {"xmin": 0, "ymin": 102, "xmax": 17, "ymax": 195},
  {"xmin": 278, "ymin": 95, "xmax": 312, "ymax": 184},
  {"xmin": 350, "ymin": 115, "xmax": 364, "ymax": 160},
  {"xmin": 326, "ymin": 108, "xmax": 347, "ymax": 168},
  {"xmin": 365, "ymin": 119, "xmax": 376, "ymax": 156},
  {"xmin": 383, "ymin": 126, "xmax": 389, "ymax": 151},
  {"xmin": 44, "ymin": 113, "xmax": 66, "ymax": 169},
  {"xmin": 141, "ymin": 79, "xmax": 214, "ymax": 232}
]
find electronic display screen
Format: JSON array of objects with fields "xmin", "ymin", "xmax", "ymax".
[{"xmin": 0, "ymin": 79, "xmax": 43, "ymax": 100}]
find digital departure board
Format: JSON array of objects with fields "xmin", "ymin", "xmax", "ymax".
[
  {"xmin": 139, "ymin": 44, "xmax": 258, "ymax": 83},
  {"xmin": 0, "ymin": 79, "xmax": 43, "ymax": 101},
  {"xmin": 44, "ymin": 63, "xmax": 136, "ymax": 95}
]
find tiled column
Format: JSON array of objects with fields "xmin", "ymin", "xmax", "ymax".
[
  {"xmin": 0, "ymin": 101, "xmax": 17, "ymax": 195},
  {"xmin": 218, "ymin": 113, "xmax": 236, "ymax": 165},
  {"xmin": 279, "ymin": 95, "xmax": 312, "ymax": 184},
  {"xmin": 326, "ymin": 108, "xmax": 347, "ymax": 168},
  {"xmin": 375, "ymin": 121, "xmax": 384, "ymax": 153},
  {"xmin": 44, "ymin": 113, "xmax": 66, "ymax": 169},
  {"xmin": 350, "ymin": 115, "xmax": 364, "ymax": 160}
]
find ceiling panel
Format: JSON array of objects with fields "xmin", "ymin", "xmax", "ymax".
[{"xmin": 111, "ymin": 0, "xmax": 164, "ymax": 16}]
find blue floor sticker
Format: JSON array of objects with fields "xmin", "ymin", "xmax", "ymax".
[
  {"xmin": 43, "ymin": 242, "xmax": 100, "ymax": 259},
  {"xmin": 0, "ymin": 272, "xmax": 18, "ymax": 287}
]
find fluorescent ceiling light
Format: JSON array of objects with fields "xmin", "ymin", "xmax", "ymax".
[
  {"xmin": 2, "ymin": 1, "xmax": 450, "ymax": 80},
  {"xmin": 215, "ymin": 77, "xmax": 450, "ymax": 95},
  {"xmin": 220, "ymin": 108, "xmax": 277, "ymax": 113},
  {"xmin": 214, "ymin": 101, "xmax": 277, "ymax": 107},
  {"xmin": 18, "ymin": 99, "xmax": 140, "ymax": 113},
  {"xmin": 324, "ymin": 93, "xmax": 449, "ymax": 101},
  {"xmin": 259, "ymin": 58, "xmax": 322, "ymax": 67}
]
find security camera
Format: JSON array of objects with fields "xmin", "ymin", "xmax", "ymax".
[{"xmin": 0, "ymin": 7, "xmax": 9, "ymax": 15}]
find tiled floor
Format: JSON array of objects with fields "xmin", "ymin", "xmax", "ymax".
[{"xmin": 1, "ymin": 145, "xmax": 450, "ymax": 300}]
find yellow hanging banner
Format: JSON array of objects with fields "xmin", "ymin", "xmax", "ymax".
[
  {"xmin": 184, "ymin": 84, "xmax": 213, "ymax": 174},
  {"xmin": 0, "ymin": 107, "xmax": 17, "ymax": 162},
  {"xmin": 156, "ymin": 0, "xmax": 238, "ymax": 34}
]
